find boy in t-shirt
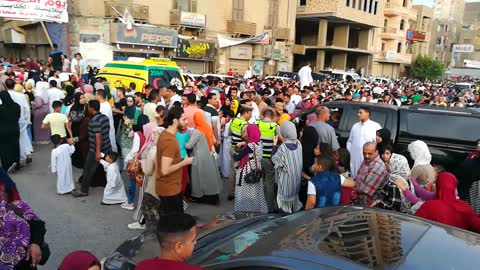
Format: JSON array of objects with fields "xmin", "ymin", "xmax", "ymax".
[
  {"xmin": 305, "ymin": 156, "xmax": 356, "ymax": 210},
  {"xmin": 42, "ymin": 100, "xmax": 73, "ymax": 140}
]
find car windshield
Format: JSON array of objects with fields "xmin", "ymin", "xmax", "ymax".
[{"xmin": 149, "ymin": 68, "xmax": 184, "ymax": 90}]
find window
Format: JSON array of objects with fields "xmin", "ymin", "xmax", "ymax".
[
  {"xmin": 381, "ymin": 42, "xmax": 385, "ymax": 51},
  {"xmin": 384, "ymin": 19, "xmax": 388, "ymax": 27},
  {"xmin": 403, "ymin": 0, "xmax": 407, "ymax": 7},
  {"xmin": 175, "ymin": 0, "xmax": 197, "ymax": 12},
  {"xmin": 352, "ymin": 0, "xmax": 356, "ymax": 8},
  {"xmin": 400, "ymin": 19, "xmax": 405, "ymax": 30},
  {"xmin": 405, "ymin": 112, "xmax": 480, "ymax": 141},
  {"xmin": 344, "ymin": 109, "xmax": 388, "ymax": 130},
  {"xmin": 267, "ymin": 0, "xmax": 279, "ymax": 28},
  {"xmin": 363, "ymin": 0, "xmax": 367, "ymax": 11},
  {"xmin": 299, "ymin": 0, "xmax": 307, "ymax": 6},
  {"xmin": 358, "ymin": 0, "xmax": 362, "ymax": 10},
  {"xmin": 374, "ymin": 1, "xmax": 378, "ymax": 14},
  {"xmin": 232, "ymin": 0, "xmax": 244, "ymax": 20},
  {"xmin": 346, "ymin": 0, "xmax": 350, "ymax": 6},
  {"xmin": 397, "ymin": 42, "xmax": 402, "ymax": 53},
  {"xmin": 368, "ymin": 0, "xmax": 373, "ymax": 13}
]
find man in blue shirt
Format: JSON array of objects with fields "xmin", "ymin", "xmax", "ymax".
[{"xmin": 49, "ymin": 44, "xmax": 63, "ymax": 71}]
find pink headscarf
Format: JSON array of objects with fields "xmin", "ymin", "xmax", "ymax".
[
  {"xmin": 139, "ymin": 122, "xmax": 159, "ymax": 154},
  {"xmin": 15, "ymin": 73, "xmax": 24, "ymax": 83},
  {"xmin": 240, "ymin": 124, "xmax": 261, "ymax": 168},
  {"xmin": 82, "ymin": 84, "xmax": 93, "ymax": 94}
]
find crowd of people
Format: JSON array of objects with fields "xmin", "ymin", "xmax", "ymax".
[{"xmin": 1, "ymin": 54, "xmax": 480, "ymax": 269}]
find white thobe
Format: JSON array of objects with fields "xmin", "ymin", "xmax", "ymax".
[
  {"xmin": 298, "ymin": 66, "xmax": 313, "ymax": 89},
  {"xmin": 100, "ymin": 101, "xmax": 118, "ymax": 152},
  {"xmin": 8, "ymin": 90, "xmax": 33, "ymax": 161},
  {"xmin": 47, "ymin": 87, "xmax": 65, "ymax": 113},
  {"xmin": 249, "ymin": 102, "xmax": 260, "ymax": 124},
  {"xmin": 347, "ymin": 119, "xmax": 382, "ymax": 177},
  {"xmin": 51, "ymin": 144, "xmax": 75, "ymax": 194},
  {"xmin": 100, "ymin": 160, "xmax": 128, "ymax": 204}
]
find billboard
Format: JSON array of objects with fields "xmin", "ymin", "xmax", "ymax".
[
  {"xmin": 406, "ymin": 30, "xmax": 426, "ymax": 42},
  {"xmin": 0, "ymin": 0, "xmax": 68, "ymax": 23},
  {"xmin": 452, "ymin": 44, "xmax": 475, "ymax": 53}
]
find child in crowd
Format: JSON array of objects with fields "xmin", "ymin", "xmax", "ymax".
[
  {"xmin": 100, "ymin": 152, "xmax": 128, "ymax": 205},
  {"xmin": 305, "ymin": 156, "xmax": 355, "ymax": 210},
  {"xmin": 42, "ymin": 100, "xmax": 73, "ymax": 140},
  {"xmin": 50, "ymin": 134, "xmax": 75, "ymax": 195}
]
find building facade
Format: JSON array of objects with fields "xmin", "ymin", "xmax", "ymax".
[
  {"xmin": 293, "ymin": 0, "xmax": 383, "ymax": 75},
  {"xmin": 410, "ymin": 5, "xmax": 432, "ymax": 59},
  {"xmin": 370, "ymin": 0, "xmax": 417, "ymax": 78},
  {"xmin": 0, "ymin": 0, "xmax": 297, "ymax": 75},
  {"xmin": 432, "ymin": 0, "xmax": 464, "ymax": 23}
]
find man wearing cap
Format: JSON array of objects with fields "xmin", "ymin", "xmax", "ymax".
[
  {"xmin": 255, "ymin": 107, "xmax": 280, "ymax": 211},
  {"xmin": 227, "ymin": 103, "xmax": 253, "ymax": 200}
]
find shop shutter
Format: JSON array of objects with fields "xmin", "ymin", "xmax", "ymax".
[
  {"xmin": 174, "ymin": 59, "xmax": 205, "ymax": 74},
  {"xmin": 229, "ymin": 59, "xmax": 250, "ymax": 75}
]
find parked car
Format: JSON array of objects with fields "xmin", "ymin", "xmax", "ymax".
[
  {"xmin": 292, "ymin": 101, "xmax": 480, "ymax": 170},
  {"xmin": 103, "ymin": 206, "xmax": 480, "ymax": 270}
]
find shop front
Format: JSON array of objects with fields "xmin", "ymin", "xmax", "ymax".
[
  {"xmin": 110, "ymin": 23, "xmax": 178, "ymax": 60},
  {"xmin": 228, "ymin": 45, "xmax": 253, "ymax": 75},
  {"xmin": 174, "ymin": 37, "xmax": 215, "ymax": 74}
]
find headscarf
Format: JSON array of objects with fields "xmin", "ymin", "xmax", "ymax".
[
  {"xmin": 133, "ymin": 113, "xmax": 149, "ymax": 132},
  {"xmin": 0, "ymin": 91, "xmax": 20, "ymax": 119},
  {"xmin": 125, "ymin": 96, "xmax": 137, "ymax": 120},
  {"xmin": 25, "ymin": 79, "xmax": 35, "ymax": 90},
  {"xmin": 13, "ymin": 83, "xmax": 24, "ymax": 93},
  {"xmin": 15, "ymin": 73, "xmax": 24, "ymax": 83},
  {"xmin": 278, "ymin": 113, "xmax": 291, "ymax": 126},
  {"xmin": 280, "ymin": 121, "xmax": 297, "ymax": 143},
  {"xmin": 194, "ymin": 112, "xmax": 214, "ymax": 150},
  {"xmin": 0, "ymin": 168, "xmax": 21, "ymax": 203},
  {"xmin": 376, "ymin": 128, "xmax": 392, "ymax": 155},
  {"xmin": 70, "ymin": 92, "xmax": 85, "ymax": 113},
  {"xmin": 63, "ymin": 84, "xmax": 75, "ymax": 106},
  {"xmin": 239, "ymin": 124, "xmax": 261, "ymax": 169},
  {"xmin": 415, "ymin": 172, "xmax": 480, "ymax": 233},
  {"xmin": 408, "ymin": 140, "xmax": 432, "ymax": 168},
  {"xmin": 301, "ymin": 126, "xmax": 319, "ymax": 177},
  {"xmin": 34, "ymin": 81, "xmax": 50, "ymax": 102},
  {"xmin": 82, "ymin": 84, "xmax": 94, "ymax": 94},
  {"xmin": 58, "ymin": 250, "xmax": 101, "ymax": 270}
]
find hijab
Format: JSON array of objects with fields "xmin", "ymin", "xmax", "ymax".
[
  {"xmin": 376, "ymin": 128, "xmax": 391, "ymax": 154},
  {"xmin": 194, "ymin": 112, "xmax": 214, "ymax": 150},
  {"xmin": 0, "ymin": 91, "xmax": 20, "ymax": 120},
  {"xmin": 301, "ymin": 126, "xmax": 319, "ymax": 176},
  {"xmin": 82, "ymin": 84, "xmax": 94, "ymax": 94},
  {"xmin": 278, "ymin": 113, "xmax": 291, "ymax": 126},
  {"xmin": 70, "ymin": 92, "xmax": 85, "ymax": 112},
  {"xmin": 0, "ymin": 168, "xmax": 21, "ymax": 203},
  {"xmin": 239, "ymin": 124, "xmax": 261, "ymax": 169},
  {"xmin": 133, "ymin": 113, "xmax": 149, "ymax": 132},
  {"xmin": 415, "ymin": 172, "xmax": 480, "ymax": 233},
  {"xmin": 280, "ymin": 121, "xmax": 297, "ymax": 144},
  {"xmin": 58, "ymin": 250, "xmax": 101, "ymax": 270},
  {"xmin": 125, "ymin": 96, "xmax": 137, "ymax": 120},
  {"xmin": 35, "ymin": 81, "xmax": 50, "ymax": 102},
  {"xmin": 408, "ymin": 140, "xmax": 432, "ymax": 168}
]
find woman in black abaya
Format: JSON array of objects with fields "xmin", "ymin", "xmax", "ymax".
[{"xmin": 0, "ymin": 91, "xmax": 21, "ymax": 172}]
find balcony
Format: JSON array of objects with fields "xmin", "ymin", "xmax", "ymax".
[
  {"xmin": 378, "ymin": 51, "xmax": 413, "ymax": 64},
  {"xmin": 227, "ymin": 20, "xmax": 256, "ymax": 36},
  {"xmin": 170, "ymin": 10, "xmax": 206, "ymax": 29},
  {"xmin": 380, "ymin": 27, "xmax": 401, "ymax": 40},
  {"xmin": 272, "ymin": 27, "xmax": 289, "ymax": 40},
  {"xmin": 104, "ymin": 1, "xmax": 149, "ymax": 22},
  {"xmin": 384, "ymin": 2, "xmax": 417, "ymax": 20}
]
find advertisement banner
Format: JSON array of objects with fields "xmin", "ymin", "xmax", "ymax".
[
  {"xmin": 177, "ymin": 38, "xmax": 215, "ymax": 60},
  {"xmin": 464, "ymin": 59, "xmax": 480, "ymax": 69},
  {"xmin": 218, "ymin": 32, "xmax": 269, "ymax": 48},
  {"xmin": 452, "ymin": 44, "xmax": 475, "ymax": 53},
  {"xmin": 0, "ymin": 0, "xmax": 68, "ymax": 23},
  {"xmin": 406, "ymin": 30, "xmax": 426, "ymax": 42},
  {"xmin": 252, "ymin": 60, "xmax": 263, "ymax": 77},
  {"xmin": 230, "ymin": 45, "xmax": 252, "ymax": 60},
  {"xmin": 114, "ymin": 23, "xmax": 178, "ymax": 48},
  {"xmin": 180, "ymin": 11, "xmax": 206, "ymax": 28}
]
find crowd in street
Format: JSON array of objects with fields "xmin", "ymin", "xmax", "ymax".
[{"xmin": 1, "ymin": 52, "xmax": 480, "ymax": 270}]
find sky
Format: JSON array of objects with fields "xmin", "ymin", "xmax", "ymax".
[{"xmin": 413, "ymin": 0, "xmax": 480, "ymax": 7}]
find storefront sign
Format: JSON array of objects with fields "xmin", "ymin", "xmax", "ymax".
[
  {"xmin": 230, "ymin": 45, "xmax": 252, "ymax": 60},
  {"xmin": 406, "ymin": 30, "xmax": 426, "ymax": 42},
  {"xmin": 0, "ymin": 0, "xmax": 68, "ymax": 23},
  {"xmin": 452, "ymin": 44, "xmax": 474, "ymax": 53},
  {"xmin": 113, "ymin": 23, "xmax": 178, "ymax": 48},
  {"xmin": 177, "ymin": 38, "xmax": 215, "ymax": 60},
  {"xmin": 180, "ymin": 11, "xmax": 206, "ymax": 28},
  {"xmin": 385, "ymin": 51, "xmax": 397, "ymax": 60},
  {"xmin": 464, "ymin": 59, "xmax": 480, "ymax": 69}
]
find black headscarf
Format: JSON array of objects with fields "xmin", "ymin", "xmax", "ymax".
[
  {"xmin": 70, "ymin": 92, "xmax": 85, "ymax": 113},
  {"xmin": 63, "ymin": 84, "xmax": 75, "ymax": 106},
  {"xmin": 301, "ymin": 126, "xmax": 319, "ymax": 177},
  {"xmin": 133, "ymin": 114, "xmax": 149, "ymax": 132},
  {"xmin": 376, "ymin": 128, "xmax": 392, "ymax": 155},
  {"xmin": 0, "ymin": 91, "xmax": 20, "ymax": 126}
]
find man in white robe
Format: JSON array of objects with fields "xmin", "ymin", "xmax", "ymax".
[
  {"xmin": 6, "ymin": 79, "xmax": 33, "ymax": 163},
  {"xmin": 51, "ymin": 140, "xmax": 75, "ymax": 194},
  {"xmin": 298, "ymin": 63, "xmax": 313, "ymax": 90},
  {"xmin": 96, "ymin": 89, "xmax": 118, "ymax": 152},
  {"xmin": 347, "ymin": 107, "xmax": 382, "ymax": 177}
]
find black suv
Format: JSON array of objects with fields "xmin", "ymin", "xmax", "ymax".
[{"xmin": 293, "ymin": 101, "xmax": 480, "ymax": 171}]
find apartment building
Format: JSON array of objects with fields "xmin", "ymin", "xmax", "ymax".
[
  {"xmin": 371, "ymin": 0, "xmax": 417, "ymax": 78},
  {"xmin": 293, "ymin": 0, "xmax": 383, "ymax": 75},
  {"xmin": 429, "ymin": 20, "xmax": 462, "ymax": 68},
  {"xmin": 411, "ymin": 5, "xmax": 433, "ymax": 58},
  {"xmin": 0, "ymin": 0, "xmax": 297, "ymax": 75},
  {"xmin": 433, "ymin": 0, "xmax": 464, "ymax": 23}
]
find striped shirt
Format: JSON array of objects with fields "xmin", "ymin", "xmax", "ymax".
[{"xmin": 88, "ymin": 113, "xmax": 112, "ymax": 153}]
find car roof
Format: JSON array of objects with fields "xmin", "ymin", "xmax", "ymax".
[{"xmin": 231, "ymin": 206, "xmax": 480, "ymax": 269}]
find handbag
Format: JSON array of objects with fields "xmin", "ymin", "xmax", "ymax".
[
  {"xmin": 127, "ymin": 154, "xmax": 145, "ymax": 186},
  {"xmin": 244, "ymin": 145, "xmax": 264, "ymax": 184}
]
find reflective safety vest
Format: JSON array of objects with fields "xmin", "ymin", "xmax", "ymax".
[
  {"xmin": 230, "ymin": 117, "xmax": 248, "ymax": 147},
  {"xmin": 256, "ymin": 120, "xmax": 277, "ymax": 158}
]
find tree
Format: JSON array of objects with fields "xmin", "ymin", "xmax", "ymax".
[{"xmin": 410, "ymin": 55, "xmax": 444, "ymax": 80}]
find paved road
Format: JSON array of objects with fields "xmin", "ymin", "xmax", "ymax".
[{"xmin": 12, "ymin": 144, "xmax": 233, "ymax": 269}]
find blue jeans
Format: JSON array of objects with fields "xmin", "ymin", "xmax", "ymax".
[
  {"xmin": 128, "ymin": 178, "xmax": 136, "ymax": 204},
  {"xmin": 27, "ymin": 124, "xmax": 32, "ymax": 143}
]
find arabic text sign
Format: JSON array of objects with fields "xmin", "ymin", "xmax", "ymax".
[
  {"xmin": 452, "ymin": 44, "xmax": 474, "ymax": 53},
  {"xmin": 177, "ymin": 38, "xmax": 215, "ymax": 60},
  {"xmin": 0, "ymin": 0, "xmax": 68, "ymax": 23}
]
